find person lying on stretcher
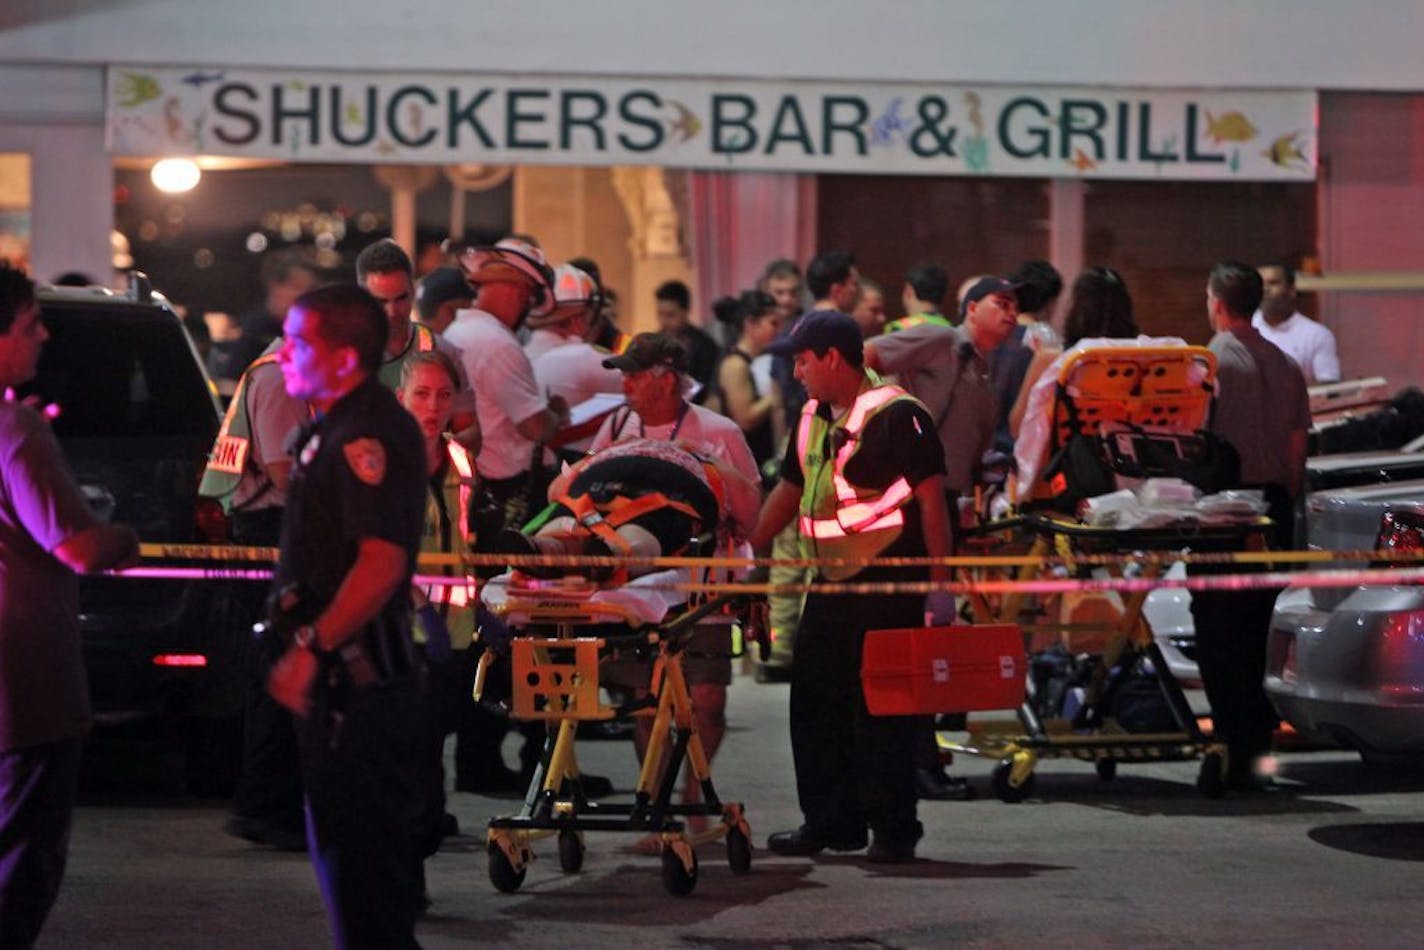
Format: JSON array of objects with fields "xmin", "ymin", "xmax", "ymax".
[{"xmin": 496, "ymin": 436, "xmax": 761, "ymax": 581}]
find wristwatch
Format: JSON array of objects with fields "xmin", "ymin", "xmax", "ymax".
[{"xmin": 293, "ymin": 623, "xmax": 321, "ymax": 653}]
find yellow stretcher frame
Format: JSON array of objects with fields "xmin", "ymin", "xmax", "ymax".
[
  {"xmin": 953, "ymin": 342, "xmax": 1268, "ymax": 799},
  {"xmin": 943, "ymin": 513, "xmax": 1270, "ymax": 801},
  {"xmin": 475, "ymin": 589, "xmax": 752, "ymax": 898}
]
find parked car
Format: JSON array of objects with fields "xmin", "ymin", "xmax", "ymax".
[
  {"xmin": 19, "ymin": 281, "xmax": 238, "ymax": 789},
  {"xmin": 1145, "ymin": 449, "xmax": 1424, "ymax": 684},
  {"xmin": 1265, "ymin": 478, "xmax": 1424, "ymax": 764}
]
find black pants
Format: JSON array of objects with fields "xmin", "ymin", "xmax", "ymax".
[
  {"xmin": 1188, "ymin": 484, "xmax": 1292, "ymax": 773},
  {"xmin": 299, "ymin": 676, "xmax": 421, "ymax": 950},
  {"xmin": 229, "ymin": 507, "xmax": 303, "ymax": 829},
  {"xmin": 0, "ymin": 736, "xmax": 83, "ymax": 950},
  {"xmin": 790, "ymin": 588, "xmax": 921, "ymax": 844}
]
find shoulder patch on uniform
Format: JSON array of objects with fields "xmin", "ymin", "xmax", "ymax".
[{"xmin": 343, "ymin": 437, "xmax": 387, "ymax": 486}]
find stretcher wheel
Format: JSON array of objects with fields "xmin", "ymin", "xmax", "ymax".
[
  {"xmin": 488, "ymin": 842, "xmax": 527, "ymax": 893},
  {"xmin": 558, "ymin": 829, "xmax": 584, "ymax": 873},
  {"xmin": 661, "ymin": 846, "xmax": 699, "ymax": 897},
  {"xmin": 1095, "ymin": 758, "xmax": 1118, "ymax": 782},
  {"xmin": 991, "ymin": 759, "xmax": 1036, "ymax": 803},
  {"xmin": 1197, "ymin": 752, "xmax": 1226, "ymax": 799},
  {"xmin": 726, "ymin": 827, "xmax": 752, "ymax": 875}
]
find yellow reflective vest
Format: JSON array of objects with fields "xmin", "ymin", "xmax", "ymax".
[
  {"xmin": 795, "ymin": 376, "xmax": 919, "ymax": 581},
  {"xmin": 883, "ymin": 312, "xmax": 951, "ymax": 334},
  {"xmin": 198, "ymin": 353, "xmax": 279, "ymax": 513},
  {"xmin": 414, "ymin": 438, "xmax": 478, "ymax": 650},
  {"xmin": 377, "ymin": 322, "xmax": 438, "ymax": 391}
]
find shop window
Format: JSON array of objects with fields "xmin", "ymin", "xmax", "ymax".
[
  {"xmin": 0, "ymin": 153, "xmax": 31, "ymax": 271},
  {"xmin": 1083, "ymin": 180, "xmax": 1315, "ymax": 343},
  {"xmin": 817, "ymin": 175, "xmax": 1049, "ymax": 318}
]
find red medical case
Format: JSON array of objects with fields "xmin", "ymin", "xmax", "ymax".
[{"xmin": 861, "ymin": 625, "xmax": 1025, "ymax": 716}]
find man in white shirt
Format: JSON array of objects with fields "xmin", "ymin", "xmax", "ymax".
[
  {"xmin": 590, "ymin": 333, "xmax": 759, "ymax": 485},
  {"xmin": 1252, "ymin": 263, "xmax": 1340, "ymax": 385},
  {"xmin": 589, "ymin": 333, "xmax": 760, "ymax": 821},
  {"xmin": 530, "ymin": 265, "xmax": 625, "ymax": 455},
  {"xmin": 443, "ymin": 238, "xmax": 569, "ymax": 512}
]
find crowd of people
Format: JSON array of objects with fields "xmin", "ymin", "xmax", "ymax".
[{"xmin": 0, "ymin": 230, "xmax": 1342, "ymax": 946}]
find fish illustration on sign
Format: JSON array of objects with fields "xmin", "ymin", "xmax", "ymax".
[
  {"xmin": 666, "ymin": 100, "xmax": 702, "ymax": 142},
  {"xmin": 962, "ymin": 91, "xmax": 989, "ymax": 172},
  {"xmin": 114, "ymin": 72, "xmax": 162, "ymax": 108},
  {"xmin": 1069, "ymin": 147, "xmax": 1098, "ymax": 172},
  {"xmin": 163, "ymin": 97, "xmax": 194, "ymax": 145},
  {"xmin": 1204, "ymin": 110, "xmax": 1258, "ymax": 144},
  {"xmin": 964, "ymin": 91, "xmax": 985, "ymax": 136},
  {"xmin": 181, "ymin": 71, "xmax": 226, "ymax": 88},
  {"xmin": 870, "ymin": 98, "xmax": 907, "ymax": 146},
  {"xmin": 1262, "ymin": 131, "xmax": 1310, "ymax": 170}
]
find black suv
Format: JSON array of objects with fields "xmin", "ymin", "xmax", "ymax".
[{"xmin": 19, "ymin": 282, "xmax": 237, "ymax": 783}]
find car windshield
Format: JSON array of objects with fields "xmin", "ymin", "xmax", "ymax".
[{"xmin": 30, "ymin": 305, "xmax": 216, "ymax": 440}]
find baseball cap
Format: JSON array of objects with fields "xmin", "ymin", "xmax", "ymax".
[
  {"xmin": 601, "ymin": 332, "xmax": 689, "ymax": 374},
  {"xmin": 414, "ymin": 267, "xmax": 472, "ymax": 321},
  {"xmin": 766, "ymin": 309, "xmax": 863, "ymax": 364},
  {"xmin": 453, "ymin": 237, "xmax": 556, "ymax": 318},
  {"xmin": 959, "ymin": 276, "xmax": 1022, "ymax": 320}
]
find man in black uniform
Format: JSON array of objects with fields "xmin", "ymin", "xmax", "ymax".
[
  {"xmin": 267, "ymin": 284, "xmax": 426, "ymax": 948},
  {"xmin": 751, "ymin": 311, "xmax": 951, "ymax": 863}
]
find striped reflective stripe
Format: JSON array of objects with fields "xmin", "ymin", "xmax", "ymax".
[
  {"xmin": 431, "ymin": 583, "xmax": 473, "ymax": 607},
  {"xmin": 835, "ymin": 477, "xmax": 912, "ymax": 531},
  {"xmin": 796, "ymin": 383, "xmax": 916, "ymax": 540},
  {"xmin": 447, "ymin": 441, "xmax": 474, "ymax": 479},
  {"xmin": 799, "ymin": 507, "xmax": 903, "ymax": 539}
]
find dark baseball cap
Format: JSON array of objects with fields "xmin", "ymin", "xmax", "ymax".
[
  {"xmin": 415, "ymin": 267, "xmax": 473, "ymax": 320},
  {"xmin": 959, "ymin": 276, "xmax": 1023, "ymax": 320},
  {"xmin": 601, "ymin": 332, "xmax": 689, "ymax": 373},
  {"xmin": 767, "ymin": 309, "xmax": 863, "ymax": 364}
]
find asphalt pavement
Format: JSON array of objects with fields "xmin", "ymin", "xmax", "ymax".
[{"xmin": 43, "ymin": 665, "xmax": 1424, "ymax": 948}]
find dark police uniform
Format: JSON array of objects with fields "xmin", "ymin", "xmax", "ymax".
[
  {"xmin": 275, "ymin": 378, "xmax": 426, "ymax": 948},
  {"xmin": 781, "ymin": 394, "xmax": 945, "ymax": 852}
]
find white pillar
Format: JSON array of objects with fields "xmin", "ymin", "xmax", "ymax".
[
  {"xmin": 1048, "ymin": 178, "xmax": 1085, "ymax": 321},
  {"xmin": 15, "ymin": 122, "xmax": 112, "ymax": 284}
]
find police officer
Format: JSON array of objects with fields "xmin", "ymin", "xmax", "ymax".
[
  {"xmin": 267, "ymin": 284, "xmax": 426, "ymax": 947},
  {"xmin": 750, "ymin": 311, "xmax": 952, "ymax": 864},
  {"xmin": 200, "ymin": 339, "xmax": 310, "ymax": 849}
]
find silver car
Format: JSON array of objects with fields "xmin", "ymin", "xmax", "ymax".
[
  {"xmin": 1145, "ymin": 450, "xmax": 1424, "ymax": 686},
  {"xmin": 1265, "ymin": 478, "xmax": 1424, "ymax": 764}
]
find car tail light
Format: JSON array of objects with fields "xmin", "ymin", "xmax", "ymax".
[
  {"xmin": 1376, "ymin": 610, "xmax": 1424, "ymax": 699},
  {"xmin": 195, "ymin": 497, "xmax": 230, "ymax": 544},
  {"xmin": 152, "ymin": 653, "xmax": 208, "ymax": 667},
  {"xmin": 1375, "ymin": 509, "xmax": 1424, "ymax": 561}
]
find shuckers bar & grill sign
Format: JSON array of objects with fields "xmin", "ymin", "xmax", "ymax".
[{"xmin": 106, "ymin": 66, "xmax": 1317, "ymax": 181}]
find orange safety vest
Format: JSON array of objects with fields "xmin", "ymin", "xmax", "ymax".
[{"xmin": 795, "ymin": 377, "xmax": 918, "ymax": 581}]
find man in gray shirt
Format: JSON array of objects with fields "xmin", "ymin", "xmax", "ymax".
[
  {"xmin": 867, "ymin": 274, "xmax": 1019, "ymax": 510},
  {"xmin": 1194, "ymin": 260, "xmax": 1309, "ymax": 792},
  {"xmin": 0, "ymin": 265, "xmax": 139, "ymax": 947},
  {"xmin": 865, "ymin": 274, "xmax": 1018, "ymax": 803}
]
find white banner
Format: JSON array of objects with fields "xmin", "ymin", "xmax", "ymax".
[{"xmin": 106, "ymin": 66, "xmax": 1317, "ymax": 181}]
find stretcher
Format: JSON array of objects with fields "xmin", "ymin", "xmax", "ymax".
[
  {"xmin": 946, "ymin": 341, "xmax": 1266, "ymax": 800},
  {"xmin": 475, "ymin": 565, "xmax": 753, "ymax": 897},
  {"xmin": 945, "ymin": 513, "xmax": 1269, "ymax": 801}
]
